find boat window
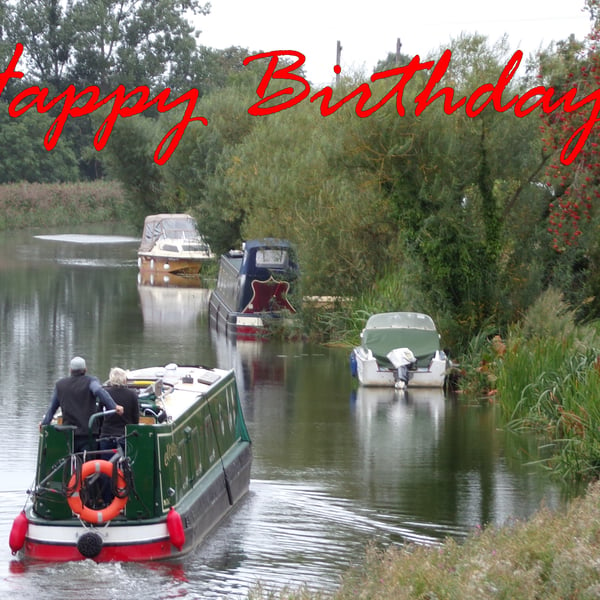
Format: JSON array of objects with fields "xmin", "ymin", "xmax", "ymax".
[
  {"xmin": 256, "ymin": 249, "xmax": 288, "ymax": 268},
  {"xmin": 163, "ymin": 219, "xmax": 198, "ymax": 238}
]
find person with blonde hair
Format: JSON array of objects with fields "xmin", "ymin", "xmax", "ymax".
[{"xmin": 99, "ymin": 367, "xmax": 140, "ymax": 459}]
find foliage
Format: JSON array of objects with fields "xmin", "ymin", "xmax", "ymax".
[
  {"xmin": 4, "ymin": 0, "xmax": 209, "ymax": 92},
  {"xmin": 0, "ymin": 102, "xmax": 79, "ymax": 183},
  {"xmin": 536, "ymin": 1, "xmax": 600, "ymax": 320},
  {"xmin": 0, "ymin": 0, "xmax": 213, "ymax": 181},
  {"xmin": 101, "ymin": 114, "xmax": 168, "ymax": 222},
  {"xmin": 538, "ymin": 33, "xmax": 597, "ymax": 250}
]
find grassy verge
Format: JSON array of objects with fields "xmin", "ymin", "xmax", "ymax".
[
  {"xmin": 0, "ymin": 180, "xmax": 129, "ymax": 230},
  {"xmin": 249, "ymin": 481, "xmax": 600, "ymax": 600}
]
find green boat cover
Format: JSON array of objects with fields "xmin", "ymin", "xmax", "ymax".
[{"xmin": 361, "ymin": 312, "xmax": 441, "ymax": 368}]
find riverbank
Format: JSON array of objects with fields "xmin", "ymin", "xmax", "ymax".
[
  {"xmin": 0, "ymin": 180, "xmax": 128, "ymax": 230},
  {"xmin": 251, "ymin": 480, "xmax": 600, "ymax": 599}
]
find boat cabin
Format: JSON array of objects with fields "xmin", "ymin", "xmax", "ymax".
[{"xmin": 208, "ymin": 239, "xmax": 299, "ymax": 337}]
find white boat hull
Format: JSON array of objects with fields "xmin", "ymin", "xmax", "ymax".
[{"xmin": 353, "ymin": 346, "xmax": 447, "ymax": 388}]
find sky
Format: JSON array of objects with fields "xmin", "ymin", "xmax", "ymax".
[{"xmin": 197, "ymin": 0, "xmax": 592, "ymax": 86}]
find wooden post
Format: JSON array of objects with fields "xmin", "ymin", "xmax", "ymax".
[{"xmin": 336, "ymin": 40, "xmax": 342, "ymax": 86}]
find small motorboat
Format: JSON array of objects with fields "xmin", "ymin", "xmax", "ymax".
[
  {"xmin": 350, "ymin": 312, "xmax": 448, "ymax": 388},
  {"xmin": 9, "ymin": 363, "xmax": 252, "ymax": 562},
  {"xmin": 137, "ymin": 214, "xmax": 215, "ymax": 279}
]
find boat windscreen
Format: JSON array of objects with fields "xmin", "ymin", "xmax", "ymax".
[
  {"xmin": 255, "ymin": 248, "xmax": 289, "ymax": 268},
  {"xmin": 139, "ymin": 217, "xmax": 200, "ymax": 251},
  {"xmin": 363, "ymin": 327, "xmax": 440, "ymax": 367}
]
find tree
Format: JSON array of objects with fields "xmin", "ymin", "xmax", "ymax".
[
  {"xmin": 7, "ymin": 0, "xmax": 210, "ymax": 93},
  {"xmin": 536, "ymin": 2, "xmax": 600, "ymax": 318},
  {"xmin": 0, "ymin": 102, "xmax": 79, "ymax": 182},
  {"xmin": 538, "ymin": 33, "xmax": 597, "ymax": 252},
  {"xmin": 68, "ymin": 0, "xmax": 209, "ymax": 92},
  {"xmin": 5, "ymin": 0, "xmax": 71, "ymax": 90}
]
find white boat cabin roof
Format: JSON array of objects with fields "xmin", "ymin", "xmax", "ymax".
[{"xmin": 127, "ymin": 363, "xmax": 232, "ymax": 422}]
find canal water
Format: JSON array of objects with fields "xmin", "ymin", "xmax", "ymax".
[{"xmin": 0, "ymin": 225, "xmax": 567, "ymax": 599}]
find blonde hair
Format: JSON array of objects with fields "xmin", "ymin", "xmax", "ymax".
[{"xmin": 109, "ymin": 367, "xmax": 128, "ymax": 386}]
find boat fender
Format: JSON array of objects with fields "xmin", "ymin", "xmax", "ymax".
[
  {"xmin": 349, "ymin": 351, "xmax": 357, "ymax": 378},
  {"xmin": 9, "ymin": 510, "xmax": 28, "ymax": 554},
  {"xmin": 167, "ymin": 508, "xmax": 185, "ymax": 551},
  {"xmin": 67, "ymin": 460, "xmax": 128, "ymax": 524},
  {"xmin": 77, "ymin": 531, "xmax": 103, "ymax": 559}
]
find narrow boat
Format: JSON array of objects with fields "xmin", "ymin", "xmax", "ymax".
[
  {"xmin": 9, "ymin": 363, "xmax": 252, "ymax": 562},
  {"xmin": 350, "ymin": 312, "xmax": 448, "ymax": 388},
  {"xmin": 208, "ymin": 239, "xmax": 300, "ymax": 338},
  {"xmin": 137, "ymin": 214, "xmax": 215, "ymax": 279}
]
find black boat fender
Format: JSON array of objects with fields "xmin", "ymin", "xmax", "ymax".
[{"xmin": 77, "ymin": 531, "xmax": 103, "ymax": 559}]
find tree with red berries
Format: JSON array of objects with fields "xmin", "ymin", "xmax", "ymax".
[{"xmin": 540, "ymin": 2, "xmax": 600, "ymax": 252}]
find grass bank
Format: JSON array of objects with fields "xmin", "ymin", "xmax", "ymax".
[
  {"xmin": 0, "ymin": 180, "xmax": 129, "ymax": 230},
  {"xmin": 250, "ymin": 481, "xmax": 600, "ymax": 600}
]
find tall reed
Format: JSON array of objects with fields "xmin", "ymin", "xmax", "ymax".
[
  {"xmin": 0, "ymin": 181, "xmax": 128, "ymax": 230},
  {"xmin": 486, "ymin": 289, "xmax": 600, "ymax": 480}
]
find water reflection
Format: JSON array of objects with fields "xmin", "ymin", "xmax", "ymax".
[{"xmin": 351, "ymin": 386, "xmax": 562, "ymax": 539}]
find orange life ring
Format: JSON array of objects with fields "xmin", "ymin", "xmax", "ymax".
[{"xmin": 67, "ymin": 460, "xmax": 128, "ymax": 524}]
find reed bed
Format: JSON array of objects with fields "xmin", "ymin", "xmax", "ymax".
[
  {"xmin": 459, "ymin": 288, "xmax": 600, "ymax": 481},
  {"xmin": 0, "ymin": 180, "xmax": 128, "ymax": 230}
]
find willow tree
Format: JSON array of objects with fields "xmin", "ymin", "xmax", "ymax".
[
  {"xmin": 354, "ymin": 34, "xmax": 551, "ymax": 342},
  {"xmin": 209, "ymin": 99, "xmax": 396, "ymax": 295}
]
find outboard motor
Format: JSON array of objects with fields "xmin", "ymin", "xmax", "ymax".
[{"xmin": 386, "ymin": 348, "xmax": 417, "ymax": 389}]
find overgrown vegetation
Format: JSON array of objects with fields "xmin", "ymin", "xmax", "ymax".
[{"xmin": 457, "ymin": 288, "xmax": 600, "ymax": 482}]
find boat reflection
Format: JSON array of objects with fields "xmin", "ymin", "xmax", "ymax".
[
  {"xmin": 350, "ymin": 386, "xmax": 447, "ymax": 507},
  {"xmin": 137, "ymin": 282, "xmax": 211, "ymax": 327},
  {"xmin": 351, "ymin": 386, "xmax": 446, "ymax": 425},
  {"xmin": 137, "ymin": 269, "xmax": 204, "ymax": 288},
  {"xmin": 210, "ymin": 326, "xmax": 288, "ymax": 392}
]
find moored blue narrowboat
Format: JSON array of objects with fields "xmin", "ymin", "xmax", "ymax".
[{"xmin": 208, "ymin": 239, "xmax": 300, "ymax": 338}]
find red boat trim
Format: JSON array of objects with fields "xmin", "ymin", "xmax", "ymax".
[
  {"xmin": 242, "ymin": 277, "xmax": 295, "ymax": 314},
  {"xmin": 24, "ymin": 538, "xmax": 176, "ymax": 562}
]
